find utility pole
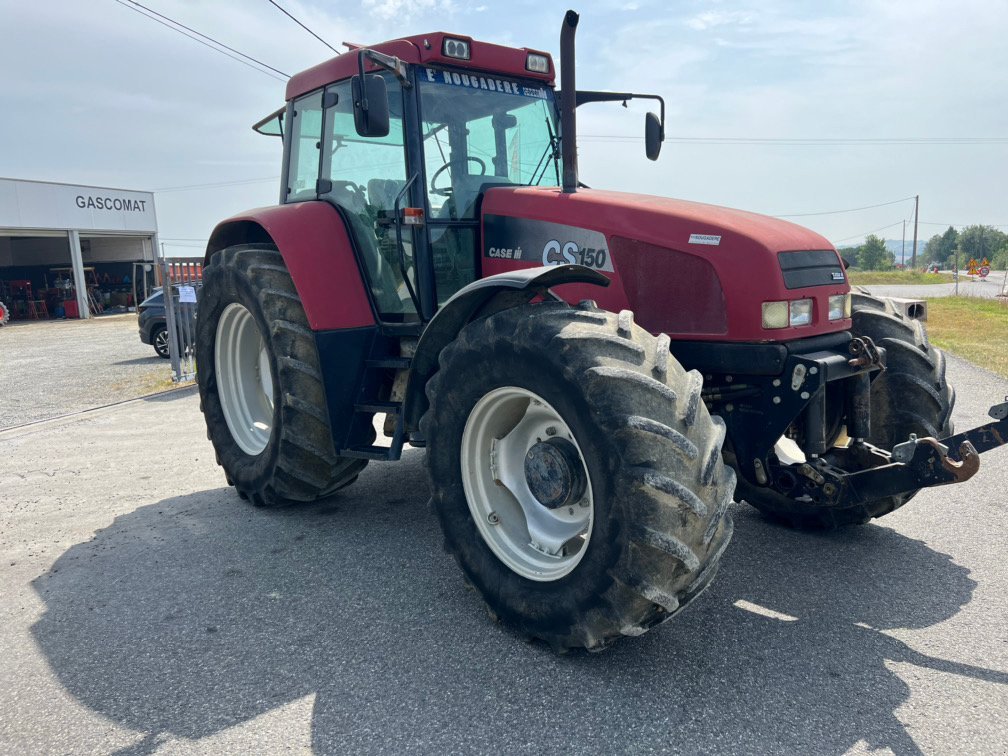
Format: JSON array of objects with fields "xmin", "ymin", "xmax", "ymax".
[
  {"xmin": 910, "ymin": 194, "xmax": 919, "ymax": 269},
  {"xmin": 901, "ymin": 220, "xmax": 906, "ymax": 267}
]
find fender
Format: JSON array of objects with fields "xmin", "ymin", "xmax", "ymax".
[
  {"xmin": 205, "ymin": 202, "xmax": 375, "ymax": 331},
  {"xmin": 404, "ymin": 264, "xmax": 609, "ymax": 432}
]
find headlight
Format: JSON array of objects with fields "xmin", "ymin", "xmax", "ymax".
[
  {"xmin": 526, "ymin": 53, "xmax": 550, "ymax": 73},
  {"xmin": 789, "ymin": 298, "xmax": 813, "ymax": 327},
  {"xmin": 762, "ymin": 298, "xmax": 814, "ymax": 329},
  {"xmin": 828, "ymin": 294, "xmax": 851, "ymax": 321},
  {"xmin": 442, "ymin": 37, "xmax": 471, "ymax": 60},
  {"xmin": 762, "ymin": 301, "xmax": 789, "ymax": 329}
]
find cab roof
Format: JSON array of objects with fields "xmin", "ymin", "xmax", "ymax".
[{"xmin": 285, "ymin": 32, "xmax": 554, "ymax": 101}]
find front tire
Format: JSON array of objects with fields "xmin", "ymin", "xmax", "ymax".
[
  {"xmin": 421, "ymin": 302, "xmax": 735, "ymax": 650},
  {"xmin": 152, "ymin": 325, "xmax": 170, "ymax": 359},
  {"xmin": 196, "ymin": 244, "xmax": 369, "ymax": 507}
]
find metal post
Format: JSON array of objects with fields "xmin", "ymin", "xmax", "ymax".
[
  {"xmin": 911, "ymin": 194, "xmax": 919, "ymax": 269},
  {"xmin": 158, "ymin": 242, "xmax": 183, "ymax": 380},
  {"xmin": 901, "ymin": 220, "xmax": 905, "ymax": 268},
  {"xmin": 954, "ymin": 247, "xmax": 959, "ymax": 297},
  {"xmin": 67, "ymin": 230, "xmax": 90, "ymax": 319}
]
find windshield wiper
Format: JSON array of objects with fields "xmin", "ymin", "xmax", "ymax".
[{"xmin": 528, "ymin": 117, "xmax": 561, "ymax": 186}]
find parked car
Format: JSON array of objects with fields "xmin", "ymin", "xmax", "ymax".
[{"xmin": 138, "ymin": 286, "xmax": 199, "ymax": 358}]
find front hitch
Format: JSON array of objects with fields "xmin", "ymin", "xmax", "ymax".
[{"xmin": 835, "ymin": 398, "xmax": 1008, "ymax": 506}]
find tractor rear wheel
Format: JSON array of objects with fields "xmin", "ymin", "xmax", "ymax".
[
  {"xmin": 737, "ymin": 292, "xmax": 955, "ymax": 528},
  {"xmin": 196, "ymin": 243, "xmax": 369, "ymax": 507},
  {"xmin": 421, "ymin": 301, "xmax": 735, "ymax": 650}
]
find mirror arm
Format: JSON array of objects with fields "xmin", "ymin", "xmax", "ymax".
[
  {"xmin": 567, "ymin": 90, "xmax": 665, "ymax": 141},
  {"xmin": 356, "ymin": 48, "xmax": 411, "ymax": 88}
]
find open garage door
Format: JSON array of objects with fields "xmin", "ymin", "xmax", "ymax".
[{"xmin": 0, "ymin": 232, "xmax": 155, "ymax": 321}]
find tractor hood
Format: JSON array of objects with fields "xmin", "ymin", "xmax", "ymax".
[{"xmin": 480, "ymin": 186, "xmax": 850, "ymax": 342}]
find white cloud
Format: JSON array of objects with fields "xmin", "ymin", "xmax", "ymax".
[{"xmin": 685, "ymin": 9, "xmax": 754, "ymax": 31}]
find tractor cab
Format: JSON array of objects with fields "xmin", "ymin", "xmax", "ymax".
[{"xmin": 258, "ymin": 38, "xmax": 569, "ymax": 325}]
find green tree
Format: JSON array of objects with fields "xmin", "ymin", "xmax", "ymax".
[
  {"xmin": 857, "ymin": 234, "xmax": 892, "ymax": 271},
  {"xmin": 837, "ymin": 245, "xmax": 860, "ymax": 269},
  {"xmin": 956, "ymin": 225, "xmax": 1008, "ymax": 265},
  {"xmin": 993, "ymin": 245, "xmax": 1008, "ymax": 269},
  {"xmin": 922, "ymin": 226, "xmax": 957, "ymax": 266}
]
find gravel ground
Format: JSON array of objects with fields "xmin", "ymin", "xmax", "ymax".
[
  {"xmin": 864, "ymin": 271, "xmax": 1008, "ymax": 301},
  {"xmin": 1, "ymin": 354, "xmax": 1006, "ymax": 754},
  {"xmin": 0, "ymin": 314, "xmax": 174, "ymax": 428}
]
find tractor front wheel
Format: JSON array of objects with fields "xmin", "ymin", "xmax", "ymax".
[
  {"xmin": 421, "ymin": 302, "xmax": 735, "ymax": 650},
  {"xmin": 196, "ymin": 244, "xmax": 369, "ymax": 507}
]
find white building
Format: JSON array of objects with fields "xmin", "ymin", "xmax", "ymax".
[{"xmin": 0, "ymin": 177, "xmax": 159, "ymax": 320}]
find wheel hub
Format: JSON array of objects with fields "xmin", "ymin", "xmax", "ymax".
[
  {"xmin": 460, "ymin": 386, "xmax": 594, "ymax": 582},
  {"xmin": 214, "ymin": 302, "xmax": 274, "ymax": 456},
  {"xmin": 524, "ymin": 437, "xmax": 587, "ymax": 510}
]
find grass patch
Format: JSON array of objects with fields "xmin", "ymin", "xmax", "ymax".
[
  {"xmin": 848, "ymin": 270, "xmax": 955, "ymax": 285},
  {"xmin": 925, "ymin": 296, "xmax": 1008, "ymax": 378},
  {"xmin": 111, "ymin": 371, "xmax": 182, "ymax": 396}
]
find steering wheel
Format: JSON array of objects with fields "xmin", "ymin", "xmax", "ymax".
[{"xmin": 430, "ymin": 157, "xmax": 486, "ymax": 196}]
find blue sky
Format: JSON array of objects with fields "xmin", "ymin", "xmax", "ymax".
[{"xmin": 1, "ymin": 0, "xmax": 1006, "ymax": 255}]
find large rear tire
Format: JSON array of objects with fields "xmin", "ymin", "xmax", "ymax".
[
  {"xmin": 738, "ymin": 292, "xmax": 955, "ymax": 528},
  {"xmin": 196, "ymin": 244, "xmax": 369, "ymax": 507},
  {"xmin": 421, "ymin": 301, "xmax": 735, "ymax": 650}
]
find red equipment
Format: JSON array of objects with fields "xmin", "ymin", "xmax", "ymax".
[{"xmin": 196, "ymin": 10, "xmax": 1006, "ymax": 650}]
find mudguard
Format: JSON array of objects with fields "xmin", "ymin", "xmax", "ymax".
[
  {"xmin": 403, "ymin": 264, "xmax": 609, "ymax": 432},
  {"xmin": 205, "ymin": 202, "xmax": 375, "ymax": 331}
]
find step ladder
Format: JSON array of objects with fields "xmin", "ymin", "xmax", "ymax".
[{"xmin": 339, "ymin": 355, "xmax": 412, "ymax": 461}]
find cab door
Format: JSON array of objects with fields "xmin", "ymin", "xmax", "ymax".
[{"xmin": 285, "ymin": 73, "xmax": 422, "ymax": 324}]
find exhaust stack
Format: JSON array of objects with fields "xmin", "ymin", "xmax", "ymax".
[{"xmin": 560, "ymin": 10, "xmax": 579, "ymax": 193}]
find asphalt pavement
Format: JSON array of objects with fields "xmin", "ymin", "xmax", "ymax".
[{"xmin": 1, "ymin": 355, "xmax": 1006, "ymax": 754}]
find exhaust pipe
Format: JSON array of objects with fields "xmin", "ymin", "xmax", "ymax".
[{"xmin": 560, "ymin": 10, "xmax": 579, "ymax": 193}]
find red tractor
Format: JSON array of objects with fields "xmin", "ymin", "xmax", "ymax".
[{"xmin": 197, "ymin": 11, "xmax": 1007, "ymax": 650}]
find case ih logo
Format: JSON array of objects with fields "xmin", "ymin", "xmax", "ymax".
[{"xmin": 482, "ymin": 215, "xmax": 614, "ymax": 272}]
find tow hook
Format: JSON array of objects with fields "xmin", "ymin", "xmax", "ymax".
[
  {"xmin": 891, "ymin": 433, "xmax": 981, "ymax": 484},
  {"xmin": 848, "ymin": 336, "xmax": 884, "ymax": 370}
]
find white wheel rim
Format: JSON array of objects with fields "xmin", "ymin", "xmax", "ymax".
[
  {"xmin": 215, "ymin": 302, "xmax": 275, "ymax": 456},
  {"xmin": 461, "ymin": 386, "xmax": 594, "ymax": 581}
]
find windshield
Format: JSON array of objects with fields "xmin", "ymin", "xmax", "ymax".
[{"xmin": 418, "ymin": 66, "xmax": 559, "ymax": 220}]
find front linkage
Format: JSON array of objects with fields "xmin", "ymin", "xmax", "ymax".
[
  {"xmin": 691, "ymin": 328, "xmax": 1008, "ymax": 511},
  {"xmin": 827, "ymin": 398, "xmax": 1007, "ymax": 507},
  {"xmin": 751, "ymin": 391, "xmax": 1008, "ymax": 510}
]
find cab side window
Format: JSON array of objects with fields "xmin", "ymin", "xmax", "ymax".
[
  {"xmin": 286, "ymin": 91, "xmax": 323, "ymax": 202},
  {"xmin": 321, "ymin": 76, "xmax": 417, "ymax": 319}
]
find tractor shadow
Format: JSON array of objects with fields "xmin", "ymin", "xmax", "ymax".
[{"xmin": 31, "ymin": 454, "xmax": 1004, "ymax": 754}]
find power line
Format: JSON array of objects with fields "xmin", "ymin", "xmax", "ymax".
[
  {"xmin": 774, "ymin": 195, "xmax": 916, "ymax": 218},
  {"xmin": 265, "ymin": 0, "xmax": 338, "ymax": 54},
  {"xmin": 114, "ymin": 0, "xmax": 288, "ymax": 81},
  {"xmin": 122, "ymin": 0, "xmax": 289, "ymax": 77},
  {"xmin": 154, "ymin": 176, "xmax": 280, "ymax": 192},
  {"xmin": 833, "ymin": 221, "xmax": 905, "ymax": 245}
]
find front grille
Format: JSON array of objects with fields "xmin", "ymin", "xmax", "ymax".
[{"xmin": 778, "ymin": 250, "xmax": 846, "ymax": 289}]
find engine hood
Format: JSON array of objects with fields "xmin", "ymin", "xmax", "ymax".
[
  {"xmin": 482, "ymin": 186, "xmax": 832, "ymax": 254},
  {"xmin": 480, "ymin": 186, "xmax": 849, "ymax": 342}
]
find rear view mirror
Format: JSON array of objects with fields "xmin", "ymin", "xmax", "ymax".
[
  {"xmin": 492, "ymin": 112, "xmax": 518, "ymax": 130},
  {"xmin": 351, "ymin": 74, "xmax": 390, "ymax": 138},
  {"xmin": 645, "ymin": 111, "xmax": 663, "ymax": 161}
]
